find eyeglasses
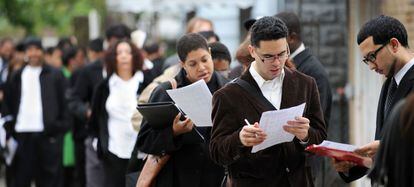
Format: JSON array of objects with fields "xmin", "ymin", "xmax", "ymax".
[
  {"xmin": 362, "ymin": 43, "xmax": 387, "ymax": 65},
  {"xmin": 255, "ymin": 48, "xmax": 290, "ymax": 64}
]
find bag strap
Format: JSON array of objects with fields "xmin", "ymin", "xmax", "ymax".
[{"xmin": 234, "ymin": 78, "xmax": 276, "ymax": 111}]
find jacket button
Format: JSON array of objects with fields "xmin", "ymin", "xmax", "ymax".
[{"xmin": 286, "ymin": 167, "xmax": 290, "ymax": 173}]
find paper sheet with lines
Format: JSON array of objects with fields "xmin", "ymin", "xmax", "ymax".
[
  {"xmin": 252, "ymin": 103, "xmax": 306, "ymax": 153},
  {"xmin": 166, "ymin": 80, "xmax": 213, "ymax": 127}
]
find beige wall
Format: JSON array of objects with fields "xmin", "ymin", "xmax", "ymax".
[
  {"xmin": 348, "ymin": 0, "xmax": 383, "ymax": 187},
  {"xmin": 382, "ymin": 0, "xmax": 414, "ymax": 47}
]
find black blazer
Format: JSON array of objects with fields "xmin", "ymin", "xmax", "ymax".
[
  {"xmin": 68, "ymin": 59, "xmax": 104, "ymax": 123},
  {"xmin": 88, "ymin": 72, "xmax": 150, "ymax": 158},
  {"xmin": 2, "ymin": 64, "xmax": 69, "ymax": 137},
  {"xmin": 132, "ymin": 69, "xmax": 228, "ymax": 187},
  {"xmin": 339, "ymin": 64, "xmax": 414, "ymax": 182},
  {"xmin": 293, "ymin": 48, "xmax": 332, "ymax": 127},
  {"xmin": 67, "ymin": 59, "xmax": 104, "ymax": 140}
]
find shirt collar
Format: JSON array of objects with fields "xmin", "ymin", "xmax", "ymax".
[
  {"xmin": 394, "ymin": 57, "xmax": 414, "ymax": 85},
  {"xmin": 25, "ymin": 65, "xmax": 42, "ymax": 72},
  {"xmin": 249, "ymin": 61, "xmax": 285, "ymax": 88},
  {"xmin": 289, "ymin": 43, "xmax": 305, "ymax": 59},
  {"xmin": 108, "ymin": 71, "xmax": 144, "ymax": 87}
]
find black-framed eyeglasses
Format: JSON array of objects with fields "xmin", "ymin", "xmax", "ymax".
[
  {"xmin": 362, "ymin": 43, "xmax": 387, "ymax": 65},
  {"xmin": 255, "ymin": 47, "xmax": 290, "ymax": 64}
]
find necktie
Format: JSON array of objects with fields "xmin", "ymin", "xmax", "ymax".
[{"xmin": 383, "ymin": 78, "xmax": 397, "ymax": 120}]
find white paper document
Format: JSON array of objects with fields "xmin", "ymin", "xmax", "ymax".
[
  {"xmin": 318, "ymin": 140, "xmax": 358, "ymax": 152},
  {"xmin": 4, "ymin": 137, "xmax": 18, "ymax": 166},
  {"xmin": 252, "ymin": 103, "xmax": 306, "ymax": 153},
  {"xmin": 166, "ymin": 80, "xmax": 213, "ymax": 127}
]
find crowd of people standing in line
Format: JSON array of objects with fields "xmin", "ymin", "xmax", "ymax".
[{"xmin": 0, "ymin": 11, "xmax": 412, "ymax": 187}]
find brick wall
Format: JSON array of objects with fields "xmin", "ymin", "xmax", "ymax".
[{"xmin": 282, "ymin": 1, "xmax": 349, "ymax": 186}]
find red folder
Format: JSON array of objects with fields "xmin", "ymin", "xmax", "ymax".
[{"xmin": 305, "ymin": 144, "xmax": 372, "ymax": 168}]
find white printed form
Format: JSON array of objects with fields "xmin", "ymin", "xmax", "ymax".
[
  {"xmin": 166, "ymin": 80, "xmax": 213, "ymax": 127},
  {"xmin": 318, "ymin": 140, "xmax": 358, "ymax": 152},
  {"xmin": 252, "ymin": 103, "xmax": 306, "ymax": 153}
]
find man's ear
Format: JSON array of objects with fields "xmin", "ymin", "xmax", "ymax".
[
  {"xmin": 389, "ymin": 38, "xmax": 400, "ymax": 52},
  {"xmin": 248, "ymin": 45, "xmax": 255, "ymax": 57},
  {"xmin": 287, "ymin": 33, "xmax": 297, "ymax": 43}
]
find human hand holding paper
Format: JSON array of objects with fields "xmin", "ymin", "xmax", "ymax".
[
  {"xmin": 354, "ymin": 140, "xmax": 380, "ymax": 158},
  {"xmin": 251, "ymin": 103, "xmax": 306, "ymax": 153},
  {"xmin": 283, "ymin": 116, "xmax": 310, "ymax": 141},
  {"xmin": 239, "ymin": 121, "xmax": 267, "ymax": 147}
]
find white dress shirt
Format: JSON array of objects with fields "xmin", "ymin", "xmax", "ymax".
[
  {"xmin": 249, "ymin": 61, "xmax": 285, "ymax": 110},
  {"xmin": 106, "ymin": 71, "xmax": 144, "ymax": 159},
  {"xmin": 15, "ymin": 66, "xmax": 44, "ymax": 132},
  {"xmin": 289, "ymin": 43, "xmax": 305, "ymax": 59},
  {"xmin": 394, "ymin": 57, "xmax": 414, "ymax": 86}
]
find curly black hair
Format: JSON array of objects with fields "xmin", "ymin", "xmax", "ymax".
[
  {"xmin": 357, "ymin": 15, "xmax": 408, "ymax": 47},
  {"xmin": 250, "ymin": 16, "xmax": 288, "ymax": 47}
]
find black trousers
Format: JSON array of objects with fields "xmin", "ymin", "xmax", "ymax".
[
  {"xmin": 74, "ymin": 139, "xmax": 86, "ymax": 187},
  {"xmin": 103, "ymin": 152, "xmax": 129, "ymax": 187},
  {"xmin": 10, "ymin": 132, "xmax": 63, "ymax": 187}
]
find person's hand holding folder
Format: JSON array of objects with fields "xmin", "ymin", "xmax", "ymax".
[
  {"xmin": 306, "ymin": 140, "xmax": 373, "ymax": 172},
  {"xmin": 172, "ymin": 113, "xmax": 194, "ymax": 137},
  {"xmin": 331, "ymin": 141, "xmax": 378, "ymax": 172}
]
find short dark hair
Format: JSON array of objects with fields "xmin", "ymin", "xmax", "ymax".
[
  {"xmin": 57, "ymin": 37, "xmax": 73, "ymax": 51},
  {"xmin": 198, "ymin": 31, "xmax": 220, "ymax": 42},
  {"xmin": 88, "ymin": 38, "xmax": 103, "ymax": 52},
  {"xmin": 23, "ymin": 36, "xmax": 43, "ymax": 51},
  {"xmin": 209, "ymin": 42, "xmax": 231, "ymax": 64},
  {"xmin": 15, "ymin": 41, "xmax": 25, "ymax": 52},
  {"xmin": 250, "ymin": 16, "xmax": 288, "ymax": 47},
  {"xmin": 62, "ymin": 46, "xmax": 78, "ymax": 66},
  {"xmin": 143, "ymin": 42, "xmax": 159, "ymax": 54},
  {"xmin": 105, "ymin": 40, "xmax": 143, "ymax": 76},
  {"xmin": 357, "ymin": 15, "xmax": 409, "ymax": 47},
  {"xmin": 274, "ymin": 12, "xmax": 301, "ymax": 38},
  {"xmin": 105, "ymin": 24, "xmax": 131, "ymax": 40},
  {"xmin": 176, "ymin": 33, "xmax": 208, "ymax": 62}
]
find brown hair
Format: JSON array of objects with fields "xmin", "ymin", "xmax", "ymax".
[
  {"xmin": 186, "ymin": 17, "xmax": 213, "ymax": 33},
  {"xmin": 105, "ymin": 40, "xmax": 143, "ymax": 76}
]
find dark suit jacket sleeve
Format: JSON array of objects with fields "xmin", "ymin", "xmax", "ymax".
[
  {"xmin": 88, "ymin": 81, "xmax": 105, "ymax": 138},
  {"xmin": 308, "ymin": 70, "xmax": 332, "ymax": 125},
  {"xmin": 303, "ymin": 78, "xmax": 327, "ymax": 146},
  {"xmin": 209, "ymin": 89, "xmax": 249, "ymax": 166},
  {"xmin": 1, "ymin": 76, "xmax": 15, "ymax": 135},
  {"xmin": 49, "ymin": 70, "xmax": 70, "ymax": 134},
  {"xmin": 68, "ymin": 68, "xmax": 90, "ymax": 121},
  {"xmin": 339, "ymin": 166, "xmax": 368, "ymax": 183},
  {"xmin": 135, "ymin": 83, "xmax": 184, "ymax": 155},
  {"xmin": 1, "ymin": 78, "xmax": 11, "ymax": 117}
]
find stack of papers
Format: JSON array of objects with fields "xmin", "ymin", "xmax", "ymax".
[{"xmin": 251, "ymin": 103, "xmax": 306, "ymax": 153}]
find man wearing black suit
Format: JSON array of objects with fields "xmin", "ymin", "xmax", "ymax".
[
  {"xmin": 2, "ymin": 37, "xmax": 69, "ymax": 187},
  {"xmin": 275, "ymin": 12, "xmax": 332, "ymax": 128},
  {"xmin": 275, "ymin": 12, "xmax": 333, "ymax": 186},
  {"xmin": 332, "ymin": 15, "xmax": 414, "ymax": 182}
]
